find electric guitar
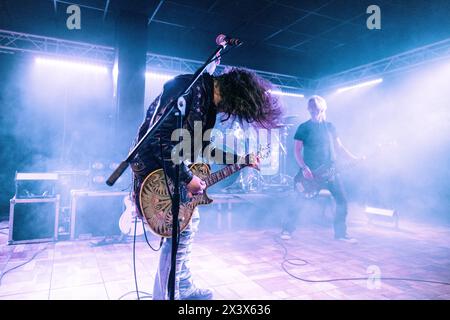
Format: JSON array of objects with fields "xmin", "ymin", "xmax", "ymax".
[
  {"xmin": 294, "ymin": 142, "xmax": 394, "ymax": 199},
  {"xmin": 294, "ymin": 163, "xmax": 339, "ymax": 199},
  {"xmin": 138, "ymin": 146, "xmax": 270, "ymax": 238},
  {"xmin": 119, "ymin": 195, "xmax": 149, "ymax": 236}
]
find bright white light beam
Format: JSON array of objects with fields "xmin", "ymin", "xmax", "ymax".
[
  {"xmin": 269, "ymin": 90, "xmax": 304, "ymax": 98},
  {"xmin": 336, "ymin": 78, "xmax": 383, "ymax": 93},
  {"xmin": 35, "ymin": 56, "xmax": 108, "ymax": 74},
  {"xmin": 145, "ymin": 72, "xmax": 175, "ymax": 81}
]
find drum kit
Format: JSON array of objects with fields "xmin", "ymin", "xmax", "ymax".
[{"xmin": 209, "ymin": 116, "xmax": 296, "ymax": 194}]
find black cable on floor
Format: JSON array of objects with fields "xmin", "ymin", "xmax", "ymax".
[
  {"xmin": 118, "ymin": 291, "xmax": 152, "ymax": 300},
  {"xmin": 130, "ymin": 216, "xmax": 159, "ymax": 301},
  {"xmin": 274, "ymin": 235, "xmax": 450, "ymax": 286},
  {"xmin": 142, "ymin": 219, "xmax": 163, "ymax": 251},
  {"xmin": 0, "ymin": 246, "xmax": 48, "ymax": 286}
]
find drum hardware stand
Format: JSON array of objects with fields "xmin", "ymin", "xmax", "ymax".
[{"xmin": 265, "ymin": 124, "xmax": 292, "ymax": 187}]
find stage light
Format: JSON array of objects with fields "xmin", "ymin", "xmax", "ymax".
[
  {"xmin": 112, "ymin": 61, "xmax": 119, "ymax": 83},
  {"xmin": 91, "ymin": 162, "xmax": 105, "ymax": 170},
  {"xmin": 34, "ymin": 56, "xmax": 108, "ymax": 74},
  {"xmin": 92, "ymin": 175, "xmax": 106, "ymax": 184},
  {"xmin": 145, "ymin": 72, "xmax": 175, "ymax": 81},
  {"xmin": 269, "ymin": 90, "xmax": 304, "ymax": 98},
  {"xmin": 112, "ymin": 61, "xmax": 119, "ymax": 97},
  {"xmin": 109, "ymin": 162, "xmax": 119, "ymax": 170},
  {"xmin": 365, "ymin": 206, "xmax": 399, "ymax": 228},
  {"xmin": 336, "ymin": 78, "xmax": 383, "ymax": 93}
]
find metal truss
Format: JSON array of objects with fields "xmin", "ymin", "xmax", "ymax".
[
  {"xmin": 0, "ymin": 29, "xmax": 115, "ymax": 65},
  {"xmin": 3, "ymin": 29, "xmax": 450, "ymax": 93},
  {"xmin": 315, "ymin": 37, "xmax": 450, "ymax": 91},
  {"xmin": 0, "ymin": 28, "xmax": 312, "ymax": 91},
  {"xmin": 146, "ymin": 52, "xmax": 314, "ymax": 91}
]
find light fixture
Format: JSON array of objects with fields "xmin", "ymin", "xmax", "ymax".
[
  {"xmin": 336, "ymin": 78, "xmax": 383, "ymax": 93},
  {"xmin": 34, "ymin": 56, "xmax": 108, "ymax": 74},
  {"xmin": 268, "ymin": 90, "xmax": 304, "ymax": 98},
  {"xmin": 145, "ymin": 72, "xmax": 175, "ymax": 81}
]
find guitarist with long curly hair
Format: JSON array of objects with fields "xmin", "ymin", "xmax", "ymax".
[{"xmin": 130, "ymin": 66, "xmax": 281, "ymax": 300}]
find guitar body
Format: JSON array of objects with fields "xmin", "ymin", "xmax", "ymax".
[
  {"xmin": 293, "ymin": 142, "xmax": 392, "ymax": 199},
  {"xmin": 294, "ymin": 165, "xmax": 336, "ymax": 199},
  {"xmin": 139, "ymin": 163, "xmax": 214, "ymax": 238},
  {"xmin": 119, "ymin": 195, "xmax": 151, "ymax": 236}
]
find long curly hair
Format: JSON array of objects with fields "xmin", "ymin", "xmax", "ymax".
[{"xmin": 215, "ymin": 67, "xmax": 282, "ymax": 128}]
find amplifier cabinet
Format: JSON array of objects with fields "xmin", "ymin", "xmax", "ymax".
[
  {"xmin": 8, "ymin": 196, "xmax": 60, "ymax": 245},
  {"xmin": 70, "ymin": 190, "xmax": 128, "ymax": 240}
]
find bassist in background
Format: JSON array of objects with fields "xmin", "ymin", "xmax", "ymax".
[
  {"xmin": 280, "ymin": 95, "xmax": 362, "ymax": 243},
  {"xmin": 130, "ymin": 66, "xmax": 281, "ymax": 300}
]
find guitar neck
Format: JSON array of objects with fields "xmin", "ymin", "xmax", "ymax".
[{"xmin": 205, "ymin": 163, "xmax": 247, "ymax": 188}]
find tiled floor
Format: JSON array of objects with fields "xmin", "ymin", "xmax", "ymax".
[{"xmin": 0, "ymin": 204, "xmax": 450, "ymax": 300}]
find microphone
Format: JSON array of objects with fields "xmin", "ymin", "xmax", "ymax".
[{"xmin": 216, "ymin": 34, "xmax": 242, "ymax": 47}]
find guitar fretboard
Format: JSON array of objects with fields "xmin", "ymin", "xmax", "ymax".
[{"xmin": 205, "ymin": 163, "xmax": 245, "ymax": 187}]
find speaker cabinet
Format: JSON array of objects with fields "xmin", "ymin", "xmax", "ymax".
[
  {"xmin": 70, "ymin": 190, "xmax": 128, "ymax": 240},
  {"xmin": 8, "ymin": 196, "xmax": 60, "ymax": 245}
]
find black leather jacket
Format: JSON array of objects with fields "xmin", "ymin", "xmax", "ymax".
[{"xmin": 130, "ymin": 73, "xmax": 237, "ymax": 206}]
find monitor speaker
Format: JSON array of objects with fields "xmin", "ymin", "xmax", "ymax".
[
  {"xmin": 70, "ymin": 191, "xmax": 128, "ymax": 240},
  {"xmin": 8, "ymin": 196, "xmax": 60, "ymax": 244}
]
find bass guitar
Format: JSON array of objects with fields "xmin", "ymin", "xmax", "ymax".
[{"xmin": 294, "ymin": 142, "xmax": 394, "ymax": 199}]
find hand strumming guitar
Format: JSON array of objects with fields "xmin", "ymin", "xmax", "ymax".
[
  {"xmin": 301, "ymin": 166, "xmax": 314, "ymax": 180},
  {"xmin": 186, "ymin": 175, "xmax": 206, "ymax": 198}
]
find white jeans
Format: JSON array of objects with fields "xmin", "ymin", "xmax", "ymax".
[{"xmin": 152, "ymin": 208, "xmax": 200, "ymax": 300}]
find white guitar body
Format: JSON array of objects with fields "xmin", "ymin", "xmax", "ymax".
[{"xmin": 119, "ymin": 195, "xmax": 149, "ymax": 236}]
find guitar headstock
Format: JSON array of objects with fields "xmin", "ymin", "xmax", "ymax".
[
  {"xmin": 244, "ymin": 145, "xmax": 271, "ymax": 167},
  {"xmin": 257, "ymin": 144, "xmax": 271, "ymax": 160}
]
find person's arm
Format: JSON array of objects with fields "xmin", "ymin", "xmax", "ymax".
[
  {"xmin": 294, "ymin": 140, "xmax": 306, "ymax": 169},
  {"xmin": 294, "ymin": 140, "xmax": 313, "ymax": 179},
  {"xmin": 335, "ymin": 137, "xmax": 360, "ymax": 161},
  {"xmin": 329, "ymin": 123, "xmax": 361, "ymax": 162}
]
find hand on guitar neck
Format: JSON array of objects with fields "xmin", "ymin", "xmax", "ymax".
[{"xmin": 245, "ymin": 153, "xmax": 261, "ymax": 170}]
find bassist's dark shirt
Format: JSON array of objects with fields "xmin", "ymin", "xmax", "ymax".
[{"xmin": 294, "ymin": 120, "xmax": 337, "ymax": 170}]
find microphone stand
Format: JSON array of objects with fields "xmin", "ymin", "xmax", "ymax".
[{"xmin": 106, "ymin": 43, "xmax": 227, "ymax": 300}]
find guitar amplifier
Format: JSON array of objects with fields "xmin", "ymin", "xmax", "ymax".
[
  {"xmin": 15, "ymin": 172, "xmax": 59, "ymax": 199},
  {"xmin": 8, "ymin": 195, "xmax": 60, "ymax": 244},
  {"xmin": 70, "ymin": 190, "xmax": 128, "ymax": 240}
]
